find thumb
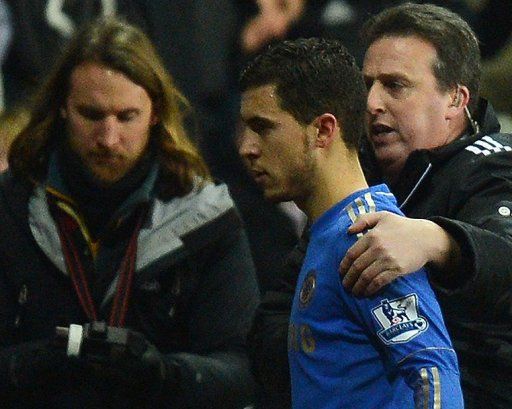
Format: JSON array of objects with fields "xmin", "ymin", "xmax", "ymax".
[{"xmin": 347, "ymin": 212, "xmax": 382, "ymax": 234}]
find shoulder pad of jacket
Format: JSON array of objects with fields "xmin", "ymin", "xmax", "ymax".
[{"xmin": 149, "ymin": 181, "xmax": 240, "ymax": 238}]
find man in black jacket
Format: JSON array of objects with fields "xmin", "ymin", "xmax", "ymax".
[
  {"xmin": 0, "ymin": 17, "xmax": 259, "ymax": 408},
  {"xmin": 337, "ymin": 3, "xmax": 512, "ymax": 408}
]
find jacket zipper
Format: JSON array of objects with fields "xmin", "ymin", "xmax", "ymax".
[{"xmin": 399, "ymin": 163, "xmax": 433, "ymax": 210}]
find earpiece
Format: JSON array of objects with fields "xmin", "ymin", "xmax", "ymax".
[{"xmin": 452, "ymin": 91, "xmax": 462, "ymax": 108}]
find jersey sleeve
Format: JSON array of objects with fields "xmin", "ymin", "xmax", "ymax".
[
  {"xmin": 344, "ymin": 265, "xmax": 464, "ymax": 408},
  {"xmin": 335, "ymin": 188, "xmax": 463, "ymax": 409}
]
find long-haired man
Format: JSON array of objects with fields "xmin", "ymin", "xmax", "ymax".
[{"xmin": 0, "ymin": 17, "xmax": 259, "ymax": 409}]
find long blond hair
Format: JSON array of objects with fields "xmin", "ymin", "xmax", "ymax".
[{"xmin": 9, "ymin": 17, "xmax": 210, "ymax": 197}]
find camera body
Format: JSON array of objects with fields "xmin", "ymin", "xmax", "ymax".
[{"xmin": 55, "ymin": 322, "xmax": 146, "ymax": 362}]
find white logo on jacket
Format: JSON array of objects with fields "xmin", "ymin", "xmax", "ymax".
[{"xmin": 465, "ymin": 135, "xmax": 512, "ymax": 156}]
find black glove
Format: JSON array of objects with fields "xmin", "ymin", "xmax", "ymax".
[
  {"xmin": 0, "ymin": 339, "xmax": 72, "ymax": 392},
  {"xmin": 72, "ymin": 322, "xmax": 178, "ymax": 397}
]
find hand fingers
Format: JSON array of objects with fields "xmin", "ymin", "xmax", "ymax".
[
  {"xmin": 350, "ymin": 257, "xmax": 395, "ymax": 296},
  {"xmin": 347, "ymin": 212, "xmax": 384, "ymax": 234},
  {"xmin": 364, "ymin": 270, "xmax": 399, "ymax": 297},
  {"xmin": 347, "ymin": 210, "xmax": 397, "ymax": 234},
  {"xmin": 341, "ymin": 241, "xmax": 379, "ymax": 289},
  {"xmin": 339, "ymin": 236, "xmax": 369, "ymax": 278},
  {"xmin": 344, "ymin": 256, "xmax": 382, "ymax": 296}
]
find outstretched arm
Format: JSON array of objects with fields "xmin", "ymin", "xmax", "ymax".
[
  {"xmin": 339, "ymin": 211, "xmax": 461, "ymax": 296},
  {"xmin": 341, "ymin": 147, "xmax": 512, "ymax": 315}
]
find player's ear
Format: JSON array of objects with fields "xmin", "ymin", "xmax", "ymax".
[{"xmin": 313, "ymin": 113, "xmax": 337, "ymax": 148}]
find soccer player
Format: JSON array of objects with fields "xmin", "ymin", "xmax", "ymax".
[{"xmin": 239, "ymin": 37, "xmax": 463, "ymax": 408}]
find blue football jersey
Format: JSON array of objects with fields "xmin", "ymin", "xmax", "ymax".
[{"xmin": 289, "ymin": 184, "xmax": 463, "ymax": 408}]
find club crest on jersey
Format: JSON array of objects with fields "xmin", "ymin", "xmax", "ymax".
[
  {"xmin": 372, "ymin": 294, "xmax": 428, "ymax": 345},
  {"xmin": 299, "ymin": 270, "xmax": 316, "ymax": 308}
]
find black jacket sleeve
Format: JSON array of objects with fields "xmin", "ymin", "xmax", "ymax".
[{"xmin": 428, "ymin": 150, "xmax": 512, "ymax": 322}]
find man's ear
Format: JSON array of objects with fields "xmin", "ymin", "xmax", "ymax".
[
  {"xmin": 313, "ymin": 113, "xmax": 338, "ymax": 148},
  {"xmin": 447, "ymin": 85, "xmax": 470, "ymax": 119},
  {"xmin": 60, "ymin": 107, "xmax": 67, "ymax": 119}
]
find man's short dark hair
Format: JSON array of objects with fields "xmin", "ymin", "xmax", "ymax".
[
  {"xmin": 240, "ymin": 37, "xmax": 367, "ymax": 150},
  {"xmin": 361, "ymin": 2, "xmax": 481, "ymax": 113}
]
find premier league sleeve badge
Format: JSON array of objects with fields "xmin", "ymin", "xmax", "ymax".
[{"xmin": 371, "ymin": 294, "xmax": 429, "ymax": 345}]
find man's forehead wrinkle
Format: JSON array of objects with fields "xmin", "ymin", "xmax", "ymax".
[{"xmin": 366, "ymin": 36, "xmax": 438, "ymax": 73}]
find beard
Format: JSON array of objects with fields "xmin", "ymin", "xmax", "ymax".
[
  {"xmin": 82, "ymin": 149, "xmax": 135, "ymax": 185},
  {"xmin": 265, "ymin": 135, "xmax": 317, "ymax": 204},
  {"xmin": 63, "ymin": 136, "xmax": 151, "ymax": 190},
  {"xmin": 290, "ymin": 136, "xmax": 317, "ymax": 202}
]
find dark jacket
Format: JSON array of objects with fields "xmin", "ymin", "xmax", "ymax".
[
  {"xmin": 0, "ymin": 171, "xmax": 260, "ymax": 409},
  {"xmin": 388, "ymin": 100, "xmax": 512, "ymax": 408},
  {"xmin": 250, "ymin": 100, "xmax": 512, "ymax": 409},
  {"xmin": 249, "ymin": 232, "xmax": 309, "ymax": 409}
]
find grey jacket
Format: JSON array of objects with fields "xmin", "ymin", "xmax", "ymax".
[{"xmin": 0, "ymin": 171, "xmax": 260, "ymax": 408}]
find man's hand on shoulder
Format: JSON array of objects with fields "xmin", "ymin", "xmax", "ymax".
[{"xmin": 339, "ymin": 211, "xmax": 457, "ymax": 296}]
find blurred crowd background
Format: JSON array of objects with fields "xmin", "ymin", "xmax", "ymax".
[{"xmin": 0, "ymin": 0, "xmax": 510, "ymax": 293}]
